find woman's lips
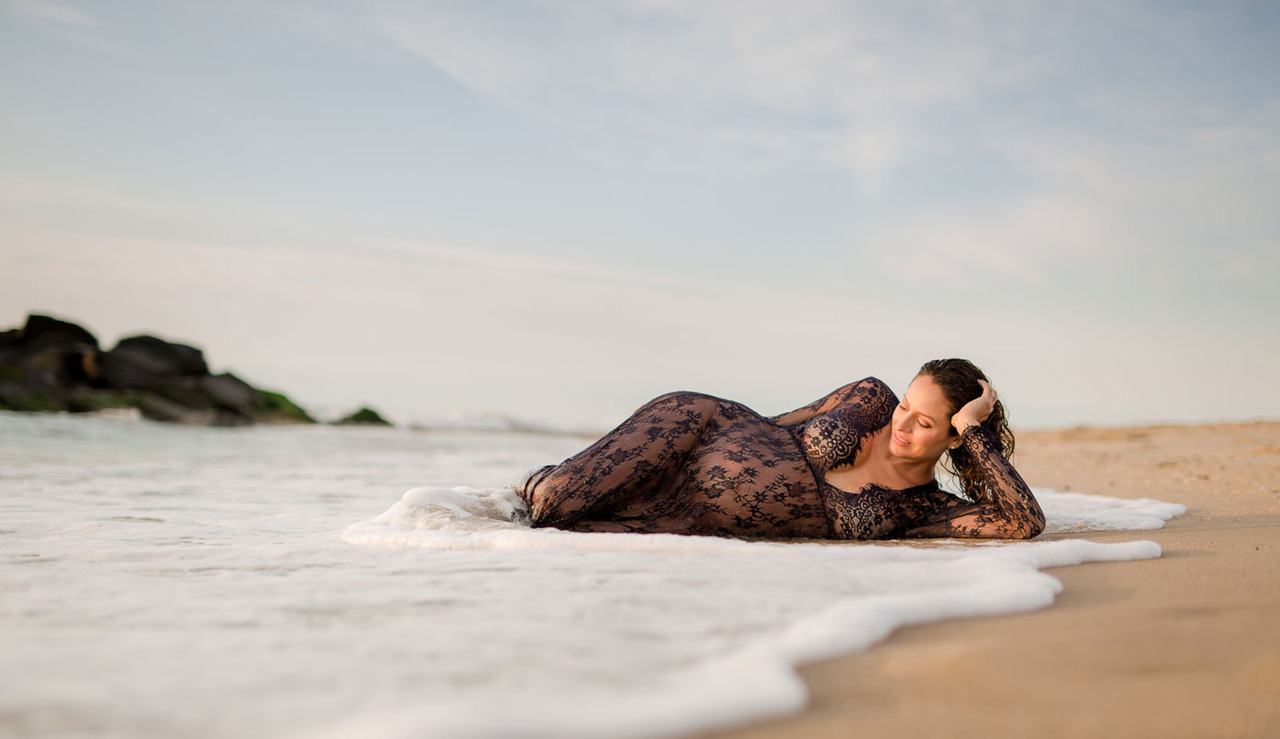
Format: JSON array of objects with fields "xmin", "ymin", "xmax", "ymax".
[{"xmin": 892, "ymin": 432, "xmax": 908, "ymax": 446}]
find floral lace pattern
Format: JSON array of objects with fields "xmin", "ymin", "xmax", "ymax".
[
  {"xmin": 790, "ymin": 378, "xmax": 898, "ymax": 472},
  {"xmin": 517, "ymin": 379, "xmax": 1044, "ymax": 540}
]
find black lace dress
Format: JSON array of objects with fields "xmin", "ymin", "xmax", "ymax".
[{"xmin": 518, "ymin": 378, "xmax": 1043, "ymax": 540}]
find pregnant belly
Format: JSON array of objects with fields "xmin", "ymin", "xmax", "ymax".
[{"xmin": 682, "ymin": 423, "xmax": 829, "ymax": 538}]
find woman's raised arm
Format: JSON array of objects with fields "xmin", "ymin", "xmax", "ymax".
[
  {"xmin": 905, "ymin": 380, "xmax": 1044, "ymax": 539},
  {"xmin": 903, "ymin": 425, "xmax": 1045, "ymax": 539}
]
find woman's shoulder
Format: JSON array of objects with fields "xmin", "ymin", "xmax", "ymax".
[
  {"xmin": 854, "ymin": 376, "xmax": 896, "ymax": 397},
  {"xmin": 768, "ymin": 376, "xmax": 898, "ymax": 428},
  {"xmin": 843, "ymin": 377, "xmax": 899, "ymax": 408},
  {"xmin": 811, "ymin": 377, "xmax": 896, "ymax": 431}
]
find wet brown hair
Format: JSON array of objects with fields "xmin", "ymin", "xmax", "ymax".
[{"xmin": 917, "ymin": 358, "xmax": 1015, "ymax": 503}]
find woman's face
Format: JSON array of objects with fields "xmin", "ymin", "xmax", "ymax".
[{"xmin": 889, "ymin": 374, "xmax": 957, "ymax": 461}]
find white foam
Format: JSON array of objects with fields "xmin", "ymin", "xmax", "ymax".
[
  {"xmin": 1036, "ymin": 487, "xmax": 1187, "ymax": 532},
  {"xmin": 342, "ymin": 486, "xmax": 776, "ymax": 554},
  {"xmin": 341, "ymin": 484, "xmax": 1186, "ymax": 551},
  {"xmin": 330, "ymin": 485, "xmax": 1176, "ymax": 738},
  {"xmin": 322, "ymin": 534, "xmax": 1163, "ymax": 739}
]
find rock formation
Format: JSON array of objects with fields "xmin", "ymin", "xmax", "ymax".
[{"xmin": 0, "ymin": 314, "xmax": 314, "ymax": 426}]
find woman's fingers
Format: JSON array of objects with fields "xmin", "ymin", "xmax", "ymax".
[
  {"xmin": 968, "ymin": 380, "xmax": 996, "ymax": 422},
  {"xmin": 979, "ymin": 379, "xmax": 998, "ymax": 405},
  {"xmin": 954, "ymin": 380, "xmax": 998, "ymax": 430}
]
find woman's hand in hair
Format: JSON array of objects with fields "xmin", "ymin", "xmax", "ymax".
[{"xmin": 951, "ymin": 379, "xmax": 997, "ymax": 433}]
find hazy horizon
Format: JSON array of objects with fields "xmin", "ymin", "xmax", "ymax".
[{"xmin": 3, "ymin": 1, "xmax": 1277, "ymax": 430}]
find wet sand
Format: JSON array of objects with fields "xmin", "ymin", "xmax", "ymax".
[{"xmin": 697, "ymin": 421, "xmax": 1280, "ymax": 739}]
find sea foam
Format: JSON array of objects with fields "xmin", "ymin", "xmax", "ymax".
[
  {"xmin": 332, "ymin": 485, "xmax": 1178, "ymax": 738},
  {"xmin": 341, "ymin": 484, "xmax": 1185, "ymax": 550}
]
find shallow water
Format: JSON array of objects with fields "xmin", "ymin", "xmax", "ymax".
[{"xmin": 0, "ymin": 412, "xmax": 1183, "ymax": 739}]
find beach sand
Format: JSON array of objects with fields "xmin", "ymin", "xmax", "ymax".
[{"xmin": 697, "ymin": 421, "xmax": 1280, "ymax": 739}]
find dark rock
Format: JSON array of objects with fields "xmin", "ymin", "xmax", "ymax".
[
  {"xmin": 0, "ymin": 314, "xmax": 100, "ymax": 390},
  {"xmin": 0, "ymin": 382, "xmax": 66, "ymax": 412},
  {"xmin": 202, "ymin": 373, "xmax": 260, "ymax": 416},
  {"xmin": 20, "ymin": 315, "xmax": 99, "ymax": 349},
  {"xmin": 19, "ymin": 346, "xmax": 95, "ymax": 387},
  {"xmin": 96, "ymin": 351, "xmax": 155, "ymax": 390},
  {"xmin": 132, "ymin": 391, "xmax": 215, "ymax": 425},
  {"xmin": 149, "ymin": 378, "xmax": 216, "ymax": 410},
  {"xmin": 74, "ymin": 349, "xmax": 101, "ymax": 384},
  {"xmin": 211, "ymin": 409, "xmax": 253, "ymax": 427},
  {"xmin": 335, "ymin": 406, "xmax": 392, "ymax": 426},
  {"xmin": 99, "ymin": 335, "xmax": 208, "ymax": 389},
  {"xmin": 115, "ymin": 335, "xmax": 207, "ymax": 375},
  {"xmin": 0, "ymin": 343, "xmax": 74, "ymax": 411},
  {"xmin": 0, "ymin": 364, "xmax": 28, "ymax": 383},
  {"xmin": 19, "ymin": 346, "xmax": 68, "ymax": 385}
]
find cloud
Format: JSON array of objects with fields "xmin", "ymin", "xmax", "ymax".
[
  {"xmin": 856, "ymin": 89, "xmax": 1280, "ymax": 308},
  {"xmin": 259, "ymin": 0, "xmax": 1277, "ymax": 207},
  {"xmin": 2, "ymin": 0, "xmax": 141, "ymax": 57},
  {"xmin": 4, "ymin": 0, "xmax": 89, "ymax": 25},
  {"xmin": 346, "ymin": 0, "xmax": 1054, "ymax": 181}
]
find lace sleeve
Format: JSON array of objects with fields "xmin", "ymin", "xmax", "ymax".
[
  {"xmin": 769, "ymin": 377, "xmax": 895, "ymax": 427},
  {"xmin": 903, "ymin": 426, "xmax": 1046, "ymax": 539}
]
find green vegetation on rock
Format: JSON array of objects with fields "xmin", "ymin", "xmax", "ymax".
[
  {"xmin": 65, "ymin": 388, "xmax": 134, "ymax": 413},
  {"xmin": 0, "ymin": 365, "xmax": 29, "ymax": 383},
  {"xmin": 255, "ymin": 391, "xmax": 317, "ymax": 424},
  {"xmin": 335, "ymin": 406, "xmax": 392, "ymax": 426},
  {"xmin": 0, "ymin": 387, "xmax": 63, "ymax": 413}
]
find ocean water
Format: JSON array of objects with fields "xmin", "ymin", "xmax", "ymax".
[{"xmin": 0, "ymin": 412, "xmax": 1185, "ymax": 739}]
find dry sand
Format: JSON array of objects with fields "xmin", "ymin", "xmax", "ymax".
[{"xmin": 697, "ymin": 421, "xmax": 1280, "ymax": 739}]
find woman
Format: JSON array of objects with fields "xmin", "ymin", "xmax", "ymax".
[{"xmin": 516, "ymin": 359, "xmax": 1045, "ymax": 540}]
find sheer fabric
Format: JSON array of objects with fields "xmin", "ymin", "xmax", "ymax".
[{"xmin": 518, "ymin": 378, "xmax": 1042, "ymax": 540}]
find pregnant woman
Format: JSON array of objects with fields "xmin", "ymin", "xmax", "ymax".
[{"xmin": 515, "ymin": 358, "xmax": 1045, "ymax": 540}]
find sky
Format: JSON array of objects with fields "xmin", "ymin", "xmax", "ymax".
[{"xmin": 2, "ymin": 0, "xmax": 1278, "ymax": 429}]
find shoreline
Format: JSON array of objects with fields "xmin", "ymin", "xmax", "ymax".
[{"xmin": 694, "ymin": 420, "xmax": 1280, "ymax": 738}]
